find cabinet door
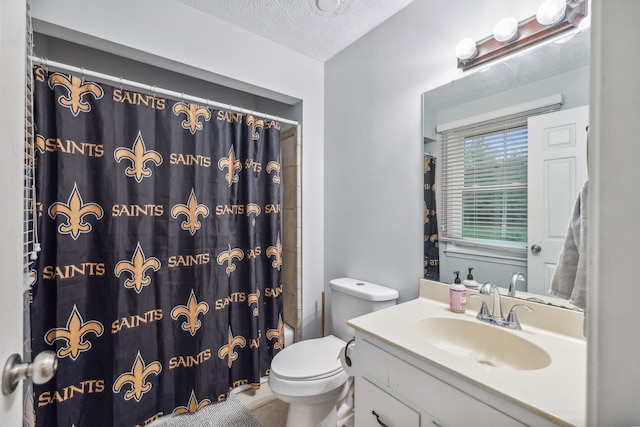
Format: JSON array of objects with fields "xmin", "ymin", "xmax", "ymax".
[
  {"xmin": 356, "ymin": 378, "xmax": 420, "ymax": 427},
  {"xmin": 360, "ymin": 339, "xmax": 526, "ymax": 426}
]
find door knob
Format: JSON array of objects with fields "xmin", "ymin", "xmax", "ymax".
[
  {"xmin": 530, "ymin": 244, "xmax": 542, "ymax": 253},
  {"xmin": 2, "ymin": 351, "xmax": 57, "ymax": 395}
]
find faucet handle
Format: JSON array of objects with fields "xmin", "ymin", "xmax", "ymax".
[
  {"xmin": 506, "ymin": 304, "xmax": 533, "ymax": 330},
  {"xmin": 468, "ymin": 294, "xmax": 490, "ymax": 321}
]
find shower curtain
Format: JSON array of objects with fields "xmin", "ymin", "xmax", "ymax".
[
  {"xmin": 424, "ymin": 154, "xmax": 439, "ymax": 281},
  {"xmin": 29, "ymin": 65, "xmax": 283, "ymax": 427}
]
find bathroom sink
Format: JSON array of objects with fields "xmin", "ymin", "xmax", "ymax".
[{"xmin": 414, "ymin": 317, "xmax": 551, "ymax": 370}]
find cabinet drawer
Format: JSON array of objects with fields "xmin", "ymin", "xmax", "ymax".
[
  {"xmin": 359, "ymin": 339, "xmax": 525, "ymax": 427},
  {"xmin": 356, "ymin": 378, "xmax": 420, "ymax": 427}
]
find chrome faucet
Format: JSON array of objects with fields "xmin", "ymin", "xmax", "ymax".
[
  {"xmin": 508, "ymin": 272, "xmax": 526, "ymax": 297},
  {"xmin": 468, "ymin": 281, "xmax": 533, "ymax": 330}
]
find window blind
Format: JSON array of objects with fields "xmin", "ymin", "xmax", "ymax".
[{"xmin": 439, "ymin": 104, "xmax": 560, "ymax": 251}]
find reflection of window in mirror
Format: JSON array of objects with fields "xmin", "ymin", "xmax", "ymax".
[{"xmin": 439, "ymin": 105, "xmax": 560, "ymax": 252}]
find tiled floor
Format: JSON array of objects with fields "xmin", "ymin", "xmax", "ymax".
[
  {"xmin": 251, "ymin": 399, "xmax": 289, "ymax": 427},
  {"xmin": 236, "ymin": 383, "xmax": 288, "ymax": 427}
]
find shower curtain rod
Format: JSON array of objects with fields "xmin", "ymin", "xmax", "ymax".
[{"xmin": 29, "ymin": 56, "xmax": 299, "ymax": 126}]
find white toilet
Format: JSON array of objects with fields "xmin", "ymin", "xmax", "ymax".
[{"xmin": 268, "ymin": 277, "xmax": 399, "ymax": 427}]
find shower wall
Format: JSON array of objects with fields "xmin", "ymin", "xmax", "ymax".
[{"xmin": 281, "ymin": 126, "xmax": 302, "ymax": 342}]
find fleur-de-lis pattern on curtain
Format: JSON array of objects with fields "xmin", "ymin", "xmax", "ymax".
[
  {"xmin": 29, "ymin": 66, "xmax": 283, "ymax": 427},
  {"xmin": 424, "ymin": 154, "xmax": 440, "ymax": 280}
]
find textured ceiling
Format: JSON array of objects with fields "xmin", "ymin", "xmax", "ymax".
[{"xmin": 176, "ymin": 0, "xmax": 416, "ymax": 61}]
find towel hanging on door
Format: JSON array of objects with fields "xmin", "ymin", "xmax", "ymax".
[{"xmin": 549, "ymin": 180, "xmax": 589, "ymax": 309}]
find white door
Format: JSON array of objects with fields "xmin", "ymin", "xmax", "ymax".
[
  {"xmin": 0, "ymin": 0, "xmax": 27, "ymax": 424},
  {"xmin": 527, "ymin": 105, "xmax": 589, "ymax": 295}
]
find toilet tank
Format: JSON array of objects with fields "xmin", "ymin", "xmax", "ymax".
[{"xmin": 329, "ymin": 277, "xmax": 399, "ymax": 342}]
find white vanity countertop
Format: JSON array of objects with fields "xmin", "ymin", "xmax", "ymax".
[{"xmin": 348, "ymin": 280, "xmax": 586, "ymax": 426}]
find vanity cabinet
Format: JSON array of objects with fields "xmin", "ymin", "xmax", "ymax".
[
  {"xmin": 354, "ymin": 333, "xmax": 556, "ymax": 427},
  {"xmin": 357, "ymin": 378, "xmax": 422, "ymax": 427}
]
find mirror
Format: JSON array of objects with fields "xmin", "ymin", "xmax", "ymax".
[{"xmin": 422, "ymin": 29, "xmax": 590, "ymax": 309}]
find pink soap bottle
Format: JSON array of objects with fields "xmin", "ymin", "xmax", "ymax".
[{"xmin": 449, "ymin": 271, "xmax": 466, "ymax": 313}]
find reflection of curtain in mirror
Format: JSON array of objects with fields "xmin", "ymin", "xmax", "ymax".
[{"xmin": 424, "ymin": 154, "xmax": 439, "ymax": 280}]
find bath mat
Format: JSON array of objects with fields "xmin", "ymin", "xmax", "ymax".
[{"xmin": 149, "ymin": 394, "xmax": 262, "ymax": 427}]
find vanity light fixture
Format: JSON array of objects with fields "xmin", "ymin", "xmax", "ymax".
[{"xmin": 456, "ymin": 0, "xmax": 587, "ymax": 70}]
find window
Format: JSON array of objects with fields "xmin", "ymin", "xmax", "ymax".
[{"xmin": 439, "ymin": 106, "xmax": 559, "ymax": 252}]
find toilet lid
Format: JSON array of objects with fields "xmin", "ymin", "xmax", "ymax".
[{"xmin": 271, "ymin": 335, "xmax": 346, "ymax": 380}]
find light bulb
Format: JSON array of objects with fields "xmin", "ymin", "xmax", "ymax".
[
  {"xmin": 455, "ymin": 38, "xmax": 477, "ymax": 61},
  {"xmin": 536, "ymin": 0, "xmax": 567, "ymax": 26},
  {"xmin": 493, "ymin": 17, "xmax": 519, "ymax": 43}
]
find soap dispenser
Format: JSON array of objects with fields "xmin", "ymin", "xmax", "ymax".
[
  {"xmin": 463, "ymin": 268, "xmax": 479, "ymax": 290},
  {"xmin": 449, "ymin": 271, "xmax": 466, "ymax": 313}
]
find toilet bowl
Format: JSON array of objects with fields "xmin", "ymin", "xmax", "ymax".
[
  {"xmin": 268, "ymin": 278, "xmax": 399, "ymax": 427},
  {"xmin": 269, "ymin": 335, "xmax": 349, "ymax": 427}
]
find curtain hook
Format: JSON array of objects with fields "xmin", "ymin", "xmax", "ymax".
[
  {"xmin": 182, "ymin": 92, "xmax": 185, "ymax": 104},
  {"xmin": 119, "ymin": 77, "xmax": 123, "ymax": 91},
  {"xmin": 81, "ymin": 67, "xmax": 85, "ymax": 84}
]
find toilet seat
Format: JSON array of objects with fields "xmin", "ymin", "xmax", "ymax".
[
  {"xmin": 269, "ymin": 335, "xmax": 350, "ymax": 399},
  {"xmin": 271, "ymin": 335, "xmax": 346, "ymax": 381}
]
